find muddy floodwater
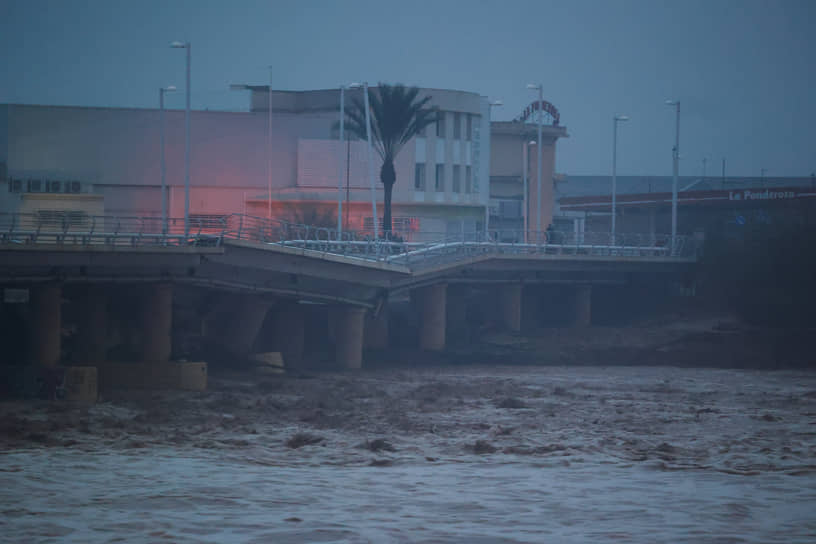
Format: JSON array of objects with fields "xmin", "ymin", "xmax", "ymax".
[{"xmin": 2, "ymin": 365, "xmax": 816, "ymax": 543}]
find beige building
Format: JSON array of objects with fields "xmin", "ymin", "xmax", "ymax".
[{"xmin": 489, "ymin": 119, "xmax": 568, "ymax": 241}]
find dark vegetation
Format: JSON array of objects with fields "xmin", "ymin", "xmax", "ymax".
[
  {"xmin": 342, "ymin": 83, "xmax": 437, "ymax": 236},
  {"xmin": 702, "ymin": 225, "xmax": 816, "ymax": 326}
]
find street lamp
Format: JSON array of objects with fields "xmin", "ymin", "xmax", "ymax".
[
  {"xmin": 527, "ymin": 83, "xmax": 544, "ymax": 238},
  {"xmin": 336, "ymin": 83, "xmax": 362, "ymax": 236},
  {"xmin": 486, "ymin": 99, "xmax": 503, "ymax": 237},
  {"xmin": 363, "ymin": 82, "xmax": 378, "ymax": 239},
  {"xmin": 159, "ymin": 85, "xmax": 176, "ymax": 235},
  {"xmin": 665, "ymin": 99, "xmax": 680, "ymax": 252},
  {"xmin": 612, "ymin": 114, "xmax": 629, "ymax": 242},
  {"xmin": 170, "ymin": 41, "xmax": 191, "ymax": 237},
  {"xmin": 522, "ymin": 139, "xmax": 536, "ymax": 243},
  {"xmin": 230, "ymin": 71, "xmax": 274, "ymax": 221}
]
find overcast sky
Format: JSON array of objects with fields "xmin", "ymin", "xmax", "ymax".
[{"xmin": 1, "ymin": 0, "xmax": 814, "ymax": 177}]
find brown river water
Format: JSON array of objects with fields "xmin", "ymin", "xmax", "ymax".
[{"xmin": 2, "ymin": 365, "xmax": 815, "ymax": 543}]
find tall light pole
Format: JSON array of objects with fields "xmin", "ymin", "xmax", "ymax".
[
  {"xmin": 336, "ymin": 83, "xmax": 362, "ymax": 236},
  {"xmin": 266, "ymin": 66, "xmax": 273, "ymax": 220},
  {"xmin": 230, "ymin": 78, "xmax": 275, "ymax": 220},
  {"xmin": 170, "ymin": 41, "xmax": 191, "ymax": 237},
  {"xmin": 612, "ymin": 114, "xmax": 629, "ymax": 241},
  {"xmin": 159, "ymin": 85, "xmax": 176, "ymax": 234},
  {"xmin": 522, "ymin": 139, "xmax": 536, "ymax": 243},
  {"xmin": 665, "ymin": 99, "xmax": 680, "ymax": 251},
  {"xmin": 363, "ymin": 82, "xmax": 378, "ymax": 239},
  {"xmin": 486, "ymin": 100, "xmax": 503, "ymax": 237},
  {"xmin": 527, "ymin": 84, "xmax": 544, "ymax": 237}
]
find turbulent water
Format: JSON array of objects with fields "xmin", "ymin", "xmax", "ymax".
[{"xmin": 2, "ymin": 365, "xmax": 815, "ymax": 543}]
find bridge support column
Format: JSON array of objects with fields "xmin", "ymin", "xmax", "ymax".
[
  {"xmin": 215, "ymin": 296, "xmax": 273, "ymax": 358},
  {"xmin": 498, "ymin": 284, "xmax": 522, "ymax": 332},
  {"xmin": 273, "ymin": 301, "xmax": 304, "ymax": 368},
  {"xmin": 141, "ymin": 283, "xmax": 172, "ymax": 362},
  {"xmin": 571, "ymin": 285, "xmax": 592, "ymax": 327},
  {"xmin": 74, "ymin": 288, "xmax": 108, "ymax": 364},
  {"xmin": 335, "ymin": 306, "xmax": 366, "ymax": 369},
  {"xmin": 414, "ymin": 283, "xmax": 447, "ymax": 351},
  {"xmin": 364, "ymin": 305, "xmax": 389, "ymax": 349},
  {"xmin": 28, "ymin": 283, "xmax": 61, "ymax": 367},
  {"xmin": 446, "ymin": 285, "xmax": 469, "ymax": 346}
]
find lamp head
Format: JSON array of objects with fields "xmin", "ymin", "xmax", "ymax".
[
  {"xmin": 665, "ymin": 99, "xmax": 678, "ymax": 106},
  {"xmin": 615, "ymin": 114, "xmax": 630, "ymax": 121},
  {"xmin": 170, "ymin": 41, "xmax": 188, "ymax": 49},
  {"xmin": 164, "ymin": 85, "xmax": 177, "ymax": 92},
  {"xmin": 526, "ymin": 83, "xmax": 541, "ymax": 90}
]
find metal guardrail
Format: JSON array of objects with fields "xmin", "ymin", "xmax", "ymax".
[{"xmin": 0, "ymin": 212, "xmax": 696, "ymax": 267}]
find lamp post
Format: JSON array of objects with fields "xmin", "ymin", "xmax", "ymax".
[
  {"xmin": 266, "ymin": 66, "xmax": 273, "ymax": 220},
  {"xmin": 486, "ymin": 100, "xmax": 503, "ymax": 237},
  {"xmin": 159, "ymin": 85, "xmax": 176, "ymax": 234},
  {"xmin": 363, "ymin": 82, "xmax": 378, "ymax": 239},
  {"xmin": 527, "ymin": 84, "xmax": 544, "ymax": 238},
  {"xmin": 522, "ymin": 139, "xmax": 536, "ymax": 243},
  {"xmin": 230, "ymin": 76, "xmax": 275, "ymax": 220},
  {"xmin": 170, "ymin": 41, "xmax": 191, "ymax": 237},
  {"xmin": 336, "ymin": 83, "xmax": 362, "ymax": 237},
  {"xmin": 665, "ymin": 99, "xmax": 680, "ymax": 251},
  {"xmin": 612, "ymin": 114, "xmax": 629, "ymax": 242}
]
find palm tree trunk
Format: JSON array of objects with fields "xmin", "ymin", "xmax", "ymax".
[
  {"xmin": 383, "ymin": 182, "xmax": 393, "ymax": 237},
  {"xmin": 380, "ymin": 159, "xmax": 396, "ymax": 237}
]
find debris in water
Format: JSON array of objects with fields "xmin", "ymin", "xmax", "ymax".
[{"xmin": 286, "ymin": 432, "xmax": 324, "ymax": 449}]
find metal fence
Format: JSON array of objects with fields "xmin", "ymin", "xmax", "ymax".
[{"xmin": 0, "ymin": 212, "xmax": 696, "ymax": 266}]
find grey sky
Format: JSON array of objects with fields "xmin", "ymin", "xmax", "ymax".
[{"xmin": 1, "ymin": 0, "xmax": 813, "ymax": 177}]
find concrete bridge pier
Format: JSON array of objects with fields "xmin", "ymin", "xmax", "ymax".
[
  {"xmin": 497, "ymin": 284, "xmax": 523, "ymax": 333},
  {"xmin": 334, "ymin": 306, "xmax": 366, "ymax": 369},
  {"xmin": 446, "ymin": 285, "xmax": 469, "ymax": 346},
  {"xmin": 210, "ymin": 295, "xmax": 273, "ymax": 358},
  {"xmin": 272, "ymin": 301, "xmax": 305, "ymax": 368},
  {"xmin": 413, "ymin": 283, "xmax": 447, "ymax": 350},
  {"xmin": 73, "ymin": 287, "xmax": 108, "ymax": 364},
  {"xmin": 141, "ymin": 283, "xmax": 173, "ymax": 362},
  {"xmin": 27, "ymin": 283, "xmax": 62, "ymax": 367},
  {"xmin": 364, "ymin": 304, "xmax": 389, "ymax": 350}
]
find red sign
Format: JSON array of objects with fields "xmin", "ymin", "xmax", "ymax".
[{"xmin": 515, "ymin": 100, "xmax": 560, "ymax": 126}]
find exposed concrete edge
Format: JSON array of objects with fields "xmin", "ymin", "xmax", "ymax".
[{"xmin": 222, "ymin": 239, "xmax": 412, "ymax": 274}]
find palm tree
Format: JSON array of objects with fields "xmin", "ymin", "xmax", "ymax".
[{"xmin": 343, "ymin": 84, "xmax": 437, "ymax": 237}]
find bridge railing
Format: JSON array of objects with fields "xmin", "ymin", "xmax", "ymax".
[
  {"xmin": 0, "ymin": 211, "xmax": 696, "ymax": 264},
  {"xmin": 0, "ymin": 212, "xmax": 224, "ymax": 247}
]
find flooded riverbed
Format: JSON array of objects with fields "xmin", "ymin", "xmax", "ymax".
[{"xmin": 2, "ymin": 365, "xmax": 816, "ymax": 542}]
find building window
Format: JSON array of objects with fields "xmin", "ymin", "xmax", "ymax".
[
  {"xmin": 36, "ymin": 210, "xmax": 89, "ymax": 228},
  {"xmin": 453, "ymin": 112, "xmax": 461, "ymax": 140},
  {"xmin": 435, "ymin": 164, "xmax": 445, "ymax": 192},
  {"xmin": 436, "ymin": 113, "xmax": 445, "ymax": 138},
  {"xmin": 452, "ymin": 165, "xmax": 461, "ymax": 193},
  {"xmin": 414, "ymin": 163, "xmax": 426, "ymax": 190},
  {"xmin": 466, "ymin": 114, "xmax": 473, "ymax": 140},
  {"xmin": 465, "ymin": 166, "xmax": 472, "ymax": 193}
]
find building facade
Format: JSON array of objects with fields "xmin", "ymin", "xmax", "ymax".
[
  {"xmin": 0, "ymin": 87, "xmax": 492, "ymax": 241},
  {"xmin": 488, "ymin": 101, "xmax": 568, "ymax": 242}
]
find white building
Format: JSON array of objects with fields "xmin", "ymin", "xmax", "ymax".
[{"xmin": 0, "ymin": 86, "xmax": 492, "ymax": 241}]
